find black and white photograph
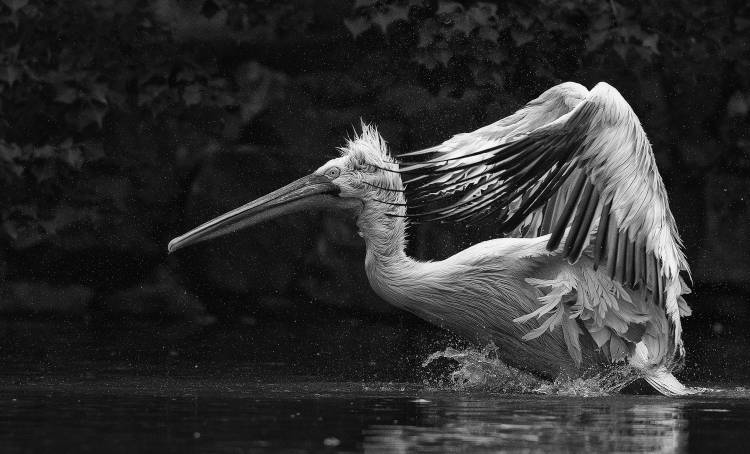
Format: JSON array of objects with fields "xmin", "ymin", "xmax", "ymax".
[{"xmin": 1, "ymin": 0, "xmax": 749, "ymax": 452}]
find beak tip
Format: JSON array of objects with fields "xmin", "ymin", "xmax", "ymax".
[{"xmin": 167, "ymin": 239, "xmax": 180, "ymax": 254}]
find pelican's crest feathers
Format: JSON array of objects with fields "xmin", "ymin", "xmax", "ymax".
[{"xmin": 339, "ymin": 122, "xmax": 398, "ymax": 172}]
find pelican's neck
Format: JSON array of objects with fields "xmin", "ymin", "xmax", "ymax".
[
  {"xmin": 355, "ymin": 199, "xmax": 492, "ymax": 345},
  {"xmin": 357, "ymin": 201, "xmax": 411, "ymax": 270},
  {"xmin": 356, "ymin": 193, "xmax": 434, "ymax": 309}
]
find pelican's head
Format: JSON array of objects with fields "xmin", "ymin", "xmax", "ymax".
[{"xmin": 168, "ymin": 124, "xmax": 403, "ymax": 253}]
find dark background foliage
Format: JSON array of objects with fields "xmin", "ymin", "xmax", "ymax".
[{"xmin": 1, "ymin": 0, "xmax": 749, "ymax": 381}]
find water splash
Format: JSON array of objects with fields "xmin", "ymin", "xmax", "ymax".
[
  {"xmin": 422, "ymin": 343, "xmax": 644, "ymax": 396},
  {"xmin": 535, "ymin": 366, "xmax": 643, "ymax": 396},
  {"xmin": 422, "ymin": 343, "xmax": 542, "ymax": 393}
]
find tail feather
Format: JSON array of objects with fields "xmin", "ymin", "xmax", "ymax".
[
  {"xmin": 644, "ymin": 367, "xmax": 692, "ymax": 396},
  {"xmin": 630, "ymin": 341, "xmax": 692, "ymax": 396}
]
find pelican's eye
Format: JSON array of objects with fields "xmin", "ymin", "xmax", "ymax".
[{"xmin": 325, "ymin": 167, "xmax": 341, "ymax": 179}]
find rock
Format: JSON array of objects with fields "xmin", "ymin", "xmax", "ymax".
[{"xmin": 0, "ymin": 282, "xmax": 93, "ymax": 316}]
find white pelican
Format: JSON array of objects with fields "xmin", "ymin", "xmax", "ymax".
[{"xmin": 169, "ymin": 82, "xmax": 692, "ymax": 395}]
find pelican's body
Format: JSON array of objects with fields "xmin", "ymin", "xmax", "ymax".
[
  {"xmin": 361, "ymin": 213, "xmax": 602, "ymax": 377},
  {"xmin": 169, "ymin": 82, "xmax": 692, "ymax": 394}
]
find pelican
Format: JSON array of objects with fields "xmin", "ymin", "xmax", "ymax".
[{"xmin": 169, "ymin": 82, "xmax": 692, "ymax": 395}]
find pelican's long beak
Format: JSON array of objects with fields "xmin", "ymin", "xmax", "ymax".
[{"xmin": 168, "ymin": 173, "xmax": 341, "ymax": 253}]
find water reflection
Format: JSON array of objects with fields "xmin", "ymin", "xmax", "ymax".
[
  {"xmin": 2, "ymin": 378, "xmax": 750, "ymax": 453},
  {"xmin": 363, "ymin": 398, "xmax": 687, "ymax": 453}
]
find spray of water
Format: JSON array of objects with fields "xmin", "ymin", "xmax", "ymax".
[
  {"xmin": 422, "ymin": 343, "xmax": 645, "ymax": 396},
  {"xmin": 422, "ymin": 343, "xmax": 542, "ymax": 393}
]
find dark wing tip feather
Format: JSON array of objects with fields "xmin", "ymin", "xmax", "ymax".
[
  {"xmin": 547, "ymin": 170, "xmax": 587, "ymax": 251},
  {"xmin": 592, "ymin": 199, "xmax": 612, "ymax": 269},
  {"xmin": 565, "ymin": 185, "xmax": 600, "ymax": 264}
]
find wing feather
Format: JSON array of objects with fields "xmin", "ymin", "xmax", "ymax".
[
  {"xmin": 401, "ymin": 82, "xmax": 588, "ymax": 200},
  {"xmin": 401, "ymin": 82, "xmax": 690, "ymax": 347}
]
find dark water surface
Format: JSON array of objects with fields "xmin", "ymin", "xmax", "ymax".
[
  {"xmin": 2, "ymin": 319, "xmax": 749, "ymax": 453},
  {"xmin": 2, "ymin": 373, "xmax": 750, "ymax": 453}
]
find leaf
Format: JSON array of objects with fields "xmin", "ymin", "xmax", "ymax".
[
  {"xmin": 414, "ymin": 52, "xmax": 438, "ymax": 70},
  {"xmin": 0, "ymin": 141, "xmax": 22, "ymax": 162},
  {"xmin": 434, "ymin": 48, "xmax": 452, "ymax": 66},
  {"xmin": 417, "ymin": 19, "xmax": 440, "ymax": 47},
  {"xmin": 486, "ymin": 49, "xmax": 506, "ymax": 64},
  {"xmin": 727, "ymin": 91, "xmax": 748, "ymax": 117},
  {"xmin": 90, "ymin": 83, "xmax": 108, "ymax": 104},
  {"xmin": 0, "ymin": 65, "xmax": 20, "ymax": 86},
  {"xmin": 2, "ymin": 220, "xmax": 18, "ymax": 240},
  {"xmin": 510, "ymin": 29, "xmax": 534, "ymax": 46},
  {"xmin": 137, "ymin": 84, "xmax": 168, "ymax": 107},
  {"xmin": 32, "ymin": 144, "xmax": 55, "ymax": 159},
  {"xmin": 2, "ymin": 0, "xmax": 28, "ymax": 12},
  {"xmin": 586, "ymin": 30, "xmax": 610, "ymax": 52},
  {"xmin": 371, "ymin": 5, "xmax": 410, "ymax": 34},
  {"xmin": 467, "ymin": 3, "xmax": 497, "ymax": 27},
  {"xmin": 592, "ymin": 14, "xmax": 611, "ymax": 31},
  {"xmin": 613, "ymin": 43, "xmax": 628, "ymax": 61},
  {"xmin": 30, "ymin": 161, "xmax": 55, "ymax": 182},
  {"xmin": 64, "ymin": 146, "xmax": 84, "ymax": 169},
  {"xmin": 452, "ymin": 14, "xmax": 475, "ymax": 35},
  {"xmin": 77, "ymin": 105, "xmax": 108, "ymax": 129},
  {"xmin": 55, "ymin": 85, "xmax": 78, "ymax": 104},
  {"xmin": 437, "ymin": 1, "xmax": 463, "ymax": 15},
  {"xmin": 212, "ymin": 92, "xmax": 236, "ymax": 109},
  {"xmin": 182, "ymin": 84, "xmax": 202, "ymax": 106},
  {"xmin": 176, "ymin": 69, "xmax": 195, "ymax": 82},
  {"xmin": 641, "ymin": 34, "xmax": 659, "ymax": 55},
  {"xmin": 477, "ymin": 26, "xmax": 499, "ymax": 42},
  {"xmin": 5, "ymin": 43, "xmax": 19, "ymax": 60},
  {"xmin": 0, "ymin": 10, "xmax": 18, "ymax": 27},
  {"xmin": 515, "ymin": 14, "xmax": 534, "ymax": 30},
  {"xmin": 343, "ymin": 16, "xmax": 371, "ymax": 38},
  {"xmin": 82, "ymin": 141, "xmax": 105, "ymax": 162},
  {"xmin": 353, "ymin": 0, "xmax": 377, "ymax": 8},
  {"xmin": 38, "ymin": 205, "xmax": 87, "ymax": 235}
]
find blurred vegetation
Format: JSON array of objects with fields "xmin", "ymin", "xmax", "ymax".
[
  {"xmin": 0, "ymin": 0, "xmax": 748, "ymax": 329},
  {"xmin": 0, "ymin": 0, "xmax": 296, "ymax": 251}
]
